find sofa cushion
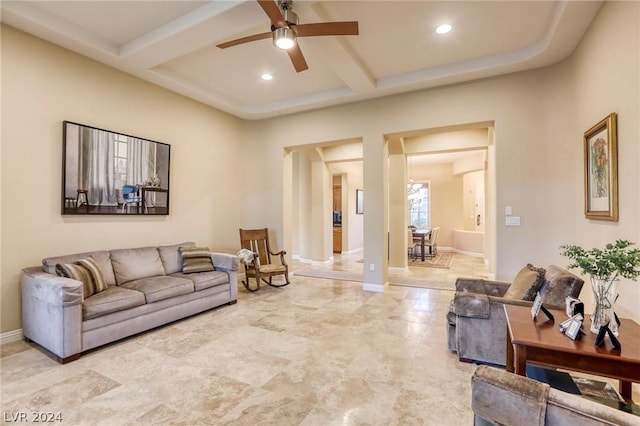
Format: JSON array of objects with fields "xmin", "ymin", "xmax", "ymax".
[
  {"xmin": 55, "ymin": 257, "xmax": 108, "ymax": 298},
  {"xmin": 170, "ymin": 270, "xmax": 229, "ymax": 291},
  {"xmin": 120, "ymin": 275, "xmax": 194, "ymax": 303},
  {"xmin": 110, "ymin": 247, "xmax": 166, "ymax": 285},
  {"xmin": 43, "ymin": 250, "xmax": 116, "ymax": 287},
  {"xmin": 503, "ymin": 264, "xmax": 546, "ymax": 301},
  {"xmin": 179, "ymin": 246, "xmax": 215, "ymax": 274},
  {"xmin": 540, "ymin": 265, "xmax": 584, "ymax": 308},
  {"xmin": 82, "ymin": 286, "xmax": 146, "ymax": 320},
  {"xmin": 158, "ymin": 242, "xmax": 196, "ymax": 274}
]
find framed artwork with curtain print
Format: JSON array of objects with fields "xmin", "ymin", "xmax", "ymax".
[
  {"xmin": 584, "ymin": 113, "xmax": 618, "ymax": 221},
  {"xmin": 62, "ymin": 121, "xmax": 171, "ymax": 215}
]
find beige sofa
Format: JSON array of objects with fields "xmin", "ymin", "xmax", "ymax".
[
  {"xmin": 21, "ymin": 242, "xmax": 239, "ymax": 362},
  {"xmin": 472, "ymin": 366, "xmax": 639, "ymax": 425}
]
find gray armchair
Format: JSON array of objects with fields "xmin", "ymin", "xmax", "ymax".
[{"xmin": 447, "ymin": 265, "xmax": 584, "ymax": 366}]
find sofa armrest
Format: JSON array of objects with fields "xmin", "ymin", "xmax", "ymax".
[
  {"xmin": 21, "ymin": 267, "xmax": 83, "ymax": 306},
  {"xmin": 486, "ymin": 295, "xmax": 566, "ymax": 311},
  {"xmin": 453, "ymin": 293, "xmax": 490, "ymax": 318},
  {"xmin": 211, "ymin": 253, "xmax": 240, "ymax": 272},
  {"xmin": 21, "ymin": 267, "xmax": 83, "ymax": 359}
]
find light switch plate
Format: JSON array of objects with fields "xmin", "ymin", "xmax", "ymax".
[
  {"xmin": 506, "ymin": 216, "xmax": 521, "ymax": 226},
  {"xmin": 505, "ymin": 206, "xmax": 513, "ymax": 216}
]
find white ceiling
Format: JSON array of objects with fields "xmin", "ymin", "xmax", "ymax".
[{"xmin": 1, "ymin": 0, "xmax": 602, "ymax": 120}]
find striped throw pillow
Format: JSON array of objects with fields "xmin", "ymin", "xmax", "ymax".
[
  {"xmin": 180, "ymin": 246, "xmax": 215, "ymax": 274},
  {"xmin": 55, "ymin": 256, "xmax": 108, "ymax": 297}
]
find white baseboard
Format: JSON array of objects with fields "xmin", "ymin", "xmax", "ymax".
[
  {"xmin": 362, "ymin": 282, "xmax": 385, "ymax": 292},
  {"xmin": 388, "ymin": 266, "xmax": 408, "ymax": 274},
  {"xmin": 1, "ymin": 329, "xmax": 23, "ymax": 345},
  {"xmin": 342, "ymin": 247, "xmax": 364, "ymax": 255},
  {"xmin": 450, "ymin": 248, "xmax": 485, "ymax": 259},
  {"xmin": 295, "ymin": 256, "xmax": 335, "ymax": 265}
]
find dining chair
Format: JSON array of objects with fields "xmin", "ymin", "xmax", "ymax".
[
  {"xmin": 121, "ymin": 185, "xmax": 143, "ymax": 213},
  {"xmin": 425, "ymin": 227, "xmax": 440, "ymax": 258}
]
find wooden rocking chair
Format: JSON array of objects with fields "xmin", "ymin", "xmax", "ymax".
[{"xmin": 239, "ymin": 228, "xmax": 290, "ymax": 292}]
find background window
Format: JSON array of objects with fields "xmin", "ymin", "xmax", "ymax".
[{"xmin": 408, "ymin": 182, "xmax": 430, "ymax": 228}]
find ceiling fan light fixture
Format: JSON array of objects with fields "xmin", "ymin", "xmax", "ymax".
[{"xmin": 273, "ymin": 27, "xmax": 296, "ymax": 50}]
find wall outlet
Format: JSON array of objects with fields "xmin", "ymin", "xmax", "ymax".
[{"xmin": 369, "ymin": 263, "xmax": 375, "ymax": 271}]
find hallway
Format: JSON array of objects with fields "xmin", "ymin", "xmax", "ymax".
[{"xmin": 291, "ymin": 251, "xmax": 490, "ymax": 291}]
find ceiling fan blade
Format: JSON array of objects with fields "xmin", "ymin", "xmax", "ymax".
[
  {"xmin": 217, "ymin": 31, "xmax": 272, "ymax": 49},
  {"xmin": 257, "ymin": 0, "xmax": 286, "ymax": 28},
  {"xmin": 293, "ymin": 22, "xmax": 359, "ymax": 38},
  {"xmin": 287, "ymin": 44, "xmax": 308, "ymax": 72}
]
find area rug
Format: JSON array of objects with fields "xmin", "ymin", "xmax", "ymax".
[{"xmin": 408, "ymin": 252, "xmax": 455, "ymax": 269}]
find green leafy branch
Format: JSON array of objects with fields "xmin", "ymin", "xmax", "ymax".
[{"xmin": 560, "ymin": 239, "xmax": 640, "ymax": 281}]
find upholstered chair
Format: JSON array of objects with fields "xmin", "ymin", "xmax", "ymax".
[
  {"xmin": 471, "ymin": 366, "xmax": 639, "ymax": 425},
  {"xmin": 447, "ymin": 265, "xmax": 584, "ymax": 366}
]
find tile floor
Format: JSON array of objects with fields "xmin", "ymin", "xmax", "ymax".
[{"xmin": 1, "ymin": 254, "xmax": 633, "ymax": 425}]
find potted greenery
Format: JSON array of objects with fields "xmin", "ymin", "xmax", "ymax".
[{"xmin": 560, "ymin": 239, "xmax": 640, "ymax": 336}]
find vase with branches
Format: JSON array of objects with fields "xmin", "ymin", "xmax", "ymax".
[{"xmin": 560, "ymin": 239, "xmax": 640, "ymax": 336}]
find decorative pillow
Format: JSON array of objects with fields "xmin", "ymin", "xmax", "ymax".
[
  {"xmin": 158, "ymin": 242, "xmax": 196, "ymax": 274},
  {"xmin": 43, "ymin": 250, "xmax": 116, "ymax": 286},
  {"xmin": 180, "ymin": 246, "xmax": 215, "ymax": 274},
  {"xmin": 503, "ymin": 264, "xmax": 546, "ymax": 301},
  {"xmin": 55, "ymin": 256, "xmax": 107, "ymax": 298},
  {"xmin": 540, "ymin": 265, "xmax": 585, "ymax": 308}
]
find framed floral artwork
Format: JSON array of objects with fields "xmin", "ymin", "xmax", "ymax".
[{"xmin": 584, "ymin": 113, "xmax": 618, "ymax": 221}]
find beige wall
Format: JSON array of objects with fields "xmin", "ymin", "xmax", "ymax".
[
  {"xmin": 240, "ymin": 2, "xmax": 639, "ymax": 321},
  {"xmin": 569, "ymin": 1, "xmax": 640, "ymax": 320},
  {"xmin": 2, "ymin": 1, "xmax": 638, "ymax": 334},
  {"xmin": 1, "ymin": 26, "xmax": 244, "ymax": 333}
]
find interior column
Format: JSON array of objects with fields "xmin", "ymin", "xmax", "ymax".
[
  {"xmin": 388, "ymin": 139, "xmax": 408, "ymax": 270},
  {"xmin": 308, "ymin": 148, "xmax": 332, "ymax": 263},
  {"xmin": 362, "ymin": 133, "xmax": 388, "ymax": 291}
]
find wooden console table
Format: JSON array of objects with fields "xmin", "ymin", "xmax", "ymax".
[{"xmin": 504, "ymin": 304, "xmax": 640, "ymax": 401}]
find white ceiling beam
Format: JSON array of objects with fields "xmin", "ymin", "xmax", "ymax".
[
  {"xmin": 304, "ymin": 2, "xmax": 375, "ymax": 93},
  {"xmin": 119, "ymin": 1, "xmax": 245, "ymax": 57},
  {"xmin": 118, "ymin": 1, "xmax": 269, "ymax": 69}
]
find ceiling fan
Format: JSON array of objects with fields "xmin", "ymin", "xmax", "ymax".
[{"xmin": 217, "ymin": 0, "xmax": 359, "ymax": 73}]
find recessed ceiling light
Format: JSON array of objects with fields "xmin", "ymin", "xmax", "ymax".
[
  {"xmin": 436, "ymin": 24, "xmax": 452, "ymax": 35},
  {"xmin": 260, "ymin": 73, "xmax": 273, "ymax": 81}
]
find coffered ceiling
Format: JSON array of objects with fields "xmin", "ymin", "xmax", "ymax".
[{"xmin": 1, "ymin": 1, "xmax": 602, "ymax": 120}]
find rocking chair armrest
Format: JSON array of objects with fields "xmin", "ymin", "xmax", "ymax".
[{"xmin": 269, "ymin": 249, "xmax": 288, "ymax": 265}]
